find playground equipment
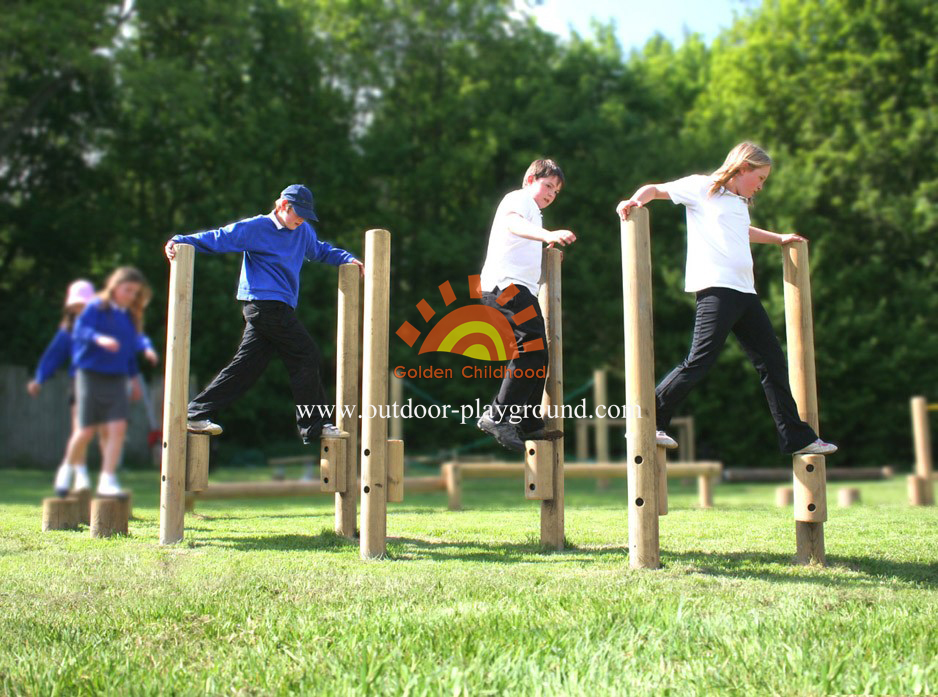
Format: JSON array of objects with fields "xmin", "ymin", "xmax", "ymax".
[
  {"xmin": 908, "ymin": 396, "xmax": 935, "ymax": 506},
  {"xmin": 159, "ymin": 231, "xmax": 403, "ymax": 554},
  {"xmin": 726, "ymin": 466, "xmax": 892, "ymax": 482},
  {"xmin": 620, "ymin": 211, "xmax": 831, "ymax": 567}
]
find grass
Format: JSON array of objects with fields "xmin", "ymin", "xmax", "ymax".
[{"xmin": 0, "ymin": 466, "xmax": 936, "ymax": 696}]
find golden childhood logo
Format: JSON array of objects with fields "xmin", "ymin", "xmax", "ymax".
[{"xmin": 395, "ymin": 275, "xmax": 543, "ymax": 361}]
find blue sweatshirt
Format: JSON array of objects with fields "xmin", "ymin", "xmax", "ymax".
[
  {"xmin": 72, "ymin": 299, "xmax": 142, "ymax": 377},
  {"xmin": 34, "ymin": 328, "xmax": 154, "ymax": 383},
  {"xmin": 172, "ymin": 213, "xmax": 357, "ymax": 308}
]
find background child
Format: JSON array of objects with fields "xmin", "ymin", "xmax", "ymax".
[
  {"xmin": 57, "ymin": 267, "xmax": 152, "ymax": 496},
  {"xmin": 616, "ymin": 141, "xmax": 836, "ymax": 456},
  {"xmin": 476, "ymin": 159, "xmax": 576, "ymax": 451},
  {"xmin": 35, "ymin": 280, "xmax": 157, "ymax": 494},
  {"xmin": 164, "ymin": 184, "xmax": 362, "ymax": 444}
]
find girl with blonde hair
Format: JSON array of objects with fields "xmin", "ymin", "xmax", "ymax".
[{"xmin": 616, "ymin": 142, "xmax": 836, "ymax": 456}]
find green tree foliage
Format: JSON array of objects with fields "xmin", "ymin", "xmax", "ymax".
[{"xmin": 2, "ymin": 0, "xmax": 934, "ymax": 466}]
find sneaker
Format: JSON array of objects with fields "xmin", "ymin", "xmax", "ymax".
[
  {"xmin": 187, "ymin": 419, "xmax": 223, "ymax": 436},
  {"xmin": 320, "ymin": 422, "xmax": 346, "ymax": 438},
  {"xmin": 53, "ymin": 463, "xmax": 73, "ymax": 497},
  {"xmin": 97, "ymin": 472, "xmax": 125, "ymax": 497},
  {"xmin": 477, "ymin": 414, "xmax": 524, "ymax": 452},
  {"xmin": 73, "ymin": 465, "xmax": 91, "ymax": 491},
  {"xmin": 656, "ymin": 430, "xmax": 679, "ymax": 450},
  {"xmin": 794, "ymin": 438, "xmax": 838, "ymax": 455}
]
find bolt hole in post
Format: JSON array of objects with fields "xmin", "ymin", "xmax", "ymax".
[
  {"xmin": 363, "ymin": 449, "xmax": 371, "ymax": 456},
  {"xmin": 529, "ymin": 483, "xmax": 536, "ymax": 491},
  {"xmin": 363, "ymin": 486, "xmax": 370, "ymax": 494},
  {"xmin": 323, "ymin": 478, "xmax": 329, "ymax": 484},
  {"xmin": 635, "ymin": 498, "xmax": 645, "ymax": 506},
  {"xmin": 528, "ymin": 448, "xmax": 536, "ymax": 456},
  {"xmin": 324, "ymin": 446, "xmax": 329, "ymax": 453},
  {"xmin": 806, "ymin": 464, "xmax": 814, "ymax": 472},
  {"xmin": 634, "ymin": 455, "xmax": 643, "ymax": 465},
  {"xmin": 808, "ymin": 503, "xmax": 816, "ymax": 512}
]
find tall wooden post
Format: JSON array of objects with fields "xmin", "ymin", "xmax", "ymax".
[
  {"xmin": 160, "ymin": 244, "xmax": 194, "ymax": 545},
  {"xmin": 389, "ymin": 374, "xmax": 404, "ymax": 441},
  {"xmin": 909, "ymin": 396, "xmax": 935, "ymax": 505},
  {"xmin": 360, "ymin": 229, "xmax": 391, "ymax": 559},
  {"xmin": 335, "ymin": 263, "xmax": 361, "ymax": 536},
  {"xmin": 538, "ymin": 247, "xmax": 565, "ymax": 550},
  {"xmin": 783, "ymin": 240, "xmax": 826, "ymax": 565},
  {"xmin": 621, "ymin": 208, "xmax": 660, "ymax": 569}
]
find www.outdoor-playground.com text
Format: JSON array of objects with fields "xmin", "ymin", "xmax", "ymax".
[{"xmin": 297, "ymin": 399, "xmax": 642, "ymax": 425}]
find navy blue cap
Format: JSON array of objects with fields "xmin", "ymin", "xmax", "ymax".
[{"xmin": 281, "ymin": 184, "xmax": 319, "ymax": 222}]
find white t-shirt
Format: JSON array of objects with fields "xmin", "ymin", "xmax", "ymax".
[
  {"xmin": 479, "ymin": 189, "xmax": 543, "ymax": 294},
  {"xmin": 660, "ymin": 174, "xmax": 756, "ymax": 294}
]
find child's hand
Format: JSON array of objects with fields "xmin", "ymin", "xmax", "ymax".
[
  {"xmin": 351, "ymin": 259, "xmax": 365, "ymax": 277},
  {"xmin": 164, "ymin": 240, "xmax": 176, "ymax": 260},
  {"xmin": 547, "ymin": 229, "xmax": 576, "ymax": 246},
  {"xmin": 97, "ymin": 335, "xmax": 120, "ymax": 352},
  {"xmin": 144, "ymin": 348, "xmax": 159, "ymax": 365},
  {"xmin": 27, "ymin": 380, "xmax": 40, "ymax": 397},
  {"xmin": 616, "ymin": 199, "xmax": 641, "ymax": 220},
  {"xmin": 780, "ymin": 233, "xmax": 807, "ymax": 245}
]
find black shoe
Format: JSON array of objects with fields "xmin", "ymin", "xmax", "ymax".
[{"xmin": 477, "ymin": 414, "xmax": 524, "ymax": 452}]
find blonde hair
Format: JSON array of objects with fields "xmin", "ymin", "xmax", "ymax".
[
  {"xmin": 709, "ymin": 142, "xmax": 772, "ymax": 197},
  {"xmin": 99, "ymin": 266, "xmax": 150, "ymax": 332}
]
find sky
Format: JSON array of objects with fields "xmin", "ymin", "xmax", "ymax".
[{"xmin": 520, "ymin": 0, "xmax": 756, "ymax": 52}]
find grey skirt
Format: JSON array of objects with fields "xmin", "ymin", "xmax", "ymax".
[{"xmin": 76, "ymin": 370, "xmax": 129, "ymax": 428}]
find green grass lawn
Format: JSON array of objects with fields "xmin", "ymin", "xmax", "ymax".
[{"xmin": 1, "ymin": 466, "xmax": 935, "ymax": 696}]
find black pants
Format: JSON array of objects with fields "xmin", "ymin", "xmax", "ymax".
[
  {"xmin": 188, "ymin": 300, "xmax": 328, "ymax": 443},
  {"xmin": 655, "ymin": 287, "xmax": 817, "ymax": 453},
  {"xmin": 481, "ymin": 286, "xmax": 547, "ymax": 432}
]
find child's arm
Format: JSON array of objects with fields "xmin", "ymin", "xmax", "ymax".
[
  {"xmin": 616, "ymin": 185, "xmax": 671, "ymax": 220},
  {"xmin": 306, "ymin": 237, "xmax": 365, "ymax": 276},
  {"xmin": 165, "ymin": 220, "xmax": 254, "ymax": 260},
  {"xmin": 28, "ymin": 329, "xmax": 71, "ymax": 395},
  {"xmin": 505, "ymin": 213, "xmax": 576, "ymax": 247},
  {"xmin": 749, "ymin": 226, "xmax": 806, "ymax": 245}
]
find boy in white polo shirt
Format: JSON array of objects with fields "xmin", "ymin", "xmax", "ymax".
[
  {"xmin": 616, "ymin": 142, "xmax": 836, "ymax": 456},
  {"xmin": 476, "ymin": 159, "xmax": 576, "ymax": 451}
]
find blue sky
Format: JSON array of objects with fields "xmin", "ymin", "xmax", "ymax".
[{"xmin": 520, "ymin": 0, "xmax": 757, "ymax": 51}]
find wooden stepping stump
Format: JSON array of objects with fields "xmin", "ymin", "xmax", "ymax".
[
  {"xmin": 90, "ymin": 496, "xmax": 129, "ymax": 538},
  {"xmin": 68, "ymin": 488, "xmax": 92, "ymax": 525},
  {"xmin": 775, "ymin": 486, "xmax": 794, "ymax": 507},
  {"xmin": 42, "ymin": 497, "xmax": 80, "ymax": 531},
  {"xmin": 838, "ymin": 487, "xmax": 860, "ymax": 507}
]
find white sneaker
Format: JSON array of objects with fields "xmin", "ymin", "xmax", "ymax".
[
  {"xmin": 187, "ymin": 419, "xmax": 223, "ymax": 435},
  {"xmin": 73, "ymin": 465, "xmax": 91, "ymax": 491},
  {"xmin": 794, "ymin": 438, "xmax": 838, "ymax": 455},
  {"xmin": 320, "ymin": 422, "xmax": 346, "ymax": 438},
  {"xmin": 656, "ymin": 430, "xmax": 679, "ymax": 450},
  {"xmin": 53, "ymin": 463, "xmax": 73, "ymax": 495},
  {"xmin": 97, "ymin": 472, "xmax": 125, "ymax": 497}
]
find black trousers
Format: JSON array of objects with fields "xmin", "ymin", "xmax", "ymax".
[
  {"xmin": 655, "ymin": 287, "xmax": 817, "ymax": 453},
  {"xmin": 188, "ymin": 300, "xmax": 328, "ymax": 442},
  {"xmin": 481, "ymin": 286, "xmax": 547, "ymax": 432}
]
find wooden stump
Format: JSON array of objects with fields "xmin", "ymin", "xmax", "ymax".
[
  {"xmin": 68, "ymin": 488, "xmax": 92, "ymax": 525},
  {"xmin": 90, "ymin": 497, "xmax": 129, "ymax": 538},
  {"xmin": 443, "ymin": 463, "xmax": 461, "ymax": 511},
  {"xmin": 698, "ymin": 475, "xmax": 713, "ymax": 509},
  {"xmin": 775, "ymin": 486, "xmax": 794, "ymax": 507},
  {"xmin": 320, "ymin": 437, "xmax": 347, "ymax": 494},
  {"xmin": 185, "ymin": 433, "xmax": 210, "ymax": 492},
  {"xmin": 42, "ymin": 497, "xmax": 80, "ymax": 531},
  {"xmin": 387, "ymin": 439, "xmax": 404, "ymax": 503},
  {"xmin": 524, "ymin": 439, "xmax": 555, "ymax": 501},
  {"xmin": 837, "ymin": 487, "xmax": 860, "ymax": 507},
  {"xmin": 908, "ymin": 475, "xmax": 930, "ymax": 507}
]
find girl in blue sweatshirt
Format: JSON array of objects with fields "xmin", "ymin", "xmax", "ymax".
[{"xmin": 57, "ymin": 267, "xmax": 152, "ymax": 496}]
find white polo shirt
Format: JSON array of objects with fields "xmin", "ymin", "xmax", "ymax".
[
  {"xmin": 479, "ymin": 189, "xmax": 543, "ymax": 294},
  {"xmin": 660, "ymin": 174, "xmax": 756, "ymax": 294}
]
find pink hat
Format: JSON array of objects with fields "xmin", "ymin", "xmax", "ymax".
[{"xmin": 65, "ymin": 279, "xmax": 95, "ymax": 308}]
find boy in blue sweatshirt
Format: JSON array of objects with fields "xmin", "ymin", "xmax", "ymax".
[{"xmin": 164, "ymin": 184, "xmax": 362, "ymax": 444}]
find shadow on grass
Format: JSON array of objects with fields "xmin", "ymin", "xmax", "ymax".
[{"xmin": 208, "ymin": 529, "xmax": 357, "ymax": 552}]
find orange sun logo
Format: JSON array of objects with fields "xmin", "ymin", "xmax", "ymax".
[{"xmin": 395, "ymin": 275, "xmax": 544, "ymax": 362}]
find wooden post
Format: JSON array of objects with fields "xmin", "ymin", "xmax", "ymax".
[
  {"xmin": 783, "ymin": 240, "xmax": 826, "ymax": 565},
  {"xmin": 776, "ymin": 486, "xmax": 794, "ymax": 507},
  {"xmin": 160, "ymin": 243, "xmax": 194, "ymax": 545},
  {"xmin": 185, "ymin": 433, "xmax": 209, "ymax": 492},
  {"xmin": 360, "ymin": 229, "xmax": 391, "ymax": 559},
  {"xmin": 90, "ymin": 497, "xmax": 129, "ymax": 537},
  {"xmin": 793, "ymin": 454, "xmax": 827, "ymax": 522},
  {"xmin": 320, "ymin": 437, "xmax": 346, "ymax": 493},
  {"xmin": 910, "ymin": 396, "xmax": 934, "ymax": 505},
  {"xmin": 443, "ymin": 463, "xmax": 462, "ymax": 511},
  {"xmin": 67, "ymin": 488, "xmax": 92, "ymax": 526},
  {"xmin": 335, "ymin": 263, "xmax": 361, "ymax": 537},
  {"xmin": 538, "ymin": 247, "xmax": 565, "ymax": 550},
  {"xmin": 838, "ymin": 487, "xmax": 860, "ymax": 507},
  {"xmin": 389, "ymin": 374, "xmax": 404, "ymax": 441},
  {"xmin": 908, "ymin": 475, "xmax": 930, "ymax": 506},
  {"xmin": 595, "ymin": 368, "xmax": 611, "ymax": 490},
  {"xmin": 698, "ymin": 474, "xmax": 713, "ymax": 509},
  {"xmin": 524, "ymin": 439, "xmax": 555, "ymax": 500},
  {"xmin": 42, "ymin": 497, "xmax": 80, "ymax": 531},
  {"xmin": 621, "ymin": 208, "xmax": 660, "ymax": 569},
  {"xmin": 387, "ymin": 439, "xmax": 404, "ymax": 503},
  {"xmin": 657, "ymin": 445, "xmax": 668, "ymax": 515}
]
